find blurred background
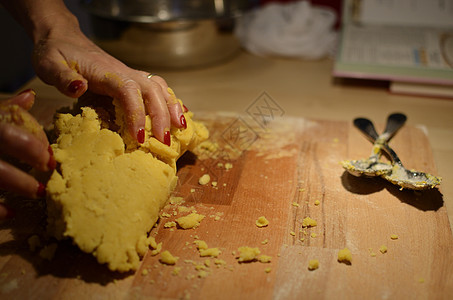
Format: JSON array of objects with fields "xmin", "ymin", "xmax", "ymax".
[{"xmin": 0, "ymin": 0, "xmax": 342, "ymax": 93}]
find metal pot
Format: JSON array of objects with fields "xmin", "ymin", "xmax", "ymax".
[{"xmin": 81, "ymin": 0, "xmax": 255, "ymax": 69}]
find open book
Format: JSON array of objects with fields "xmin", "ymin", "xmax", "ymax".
[{"xmin": 334, "ymin": 0, "xmax": 453, "ymax": 98}]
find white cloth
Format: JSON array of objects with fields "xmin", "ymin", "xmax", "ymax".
[{"xmin": 235, "ymin": 1, "xmax": 338, "ymax": 60}]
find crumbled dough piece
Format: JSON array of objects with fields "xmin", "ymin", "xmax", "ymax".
[
  {"xmin": 338, "ymin": 248, "xmax": 352, "ymax": 264},
  {"xmin": 390, "ymin": 234, "xmax": 399, "ymax": 240},
  {"xmin": 314, "ymin": 200, "xmax": 320, "ymax": 206},
  {"xmin": 291, "ymin": 202, "xmax": 300, "ymax": 207},
  {"xmin": 379, "ymin": 245, "xmax": 388, "ymax": 254},
  {"xmin": 169, "ymin": 196, "xmax": 184, "ymax": 205},
  {"xmin": 261, "ymin": 239, "xmax": 269, "ymax": 245},
  {"xmin": 172, "ymin": 267, "xmax": 181, "ymax": 276},
  {"xmin": 255, "ymin": 216, "xmax": 269, "ymax": 228},
  {"xmin": 308, "ymin": 259, "xmax": 319, "ymax": 271},
  {"xmin": 160, "ymin": 250, "xmax": 179, "ymax": 265},
  {"xmin": 164, "ymin": 221, "xmax": 177, "ymax": 228},
  {"xmin": 290, "ymin": 231, "xmax": 296, "ymax": 236},
  {"xmin": 150, "ymin": 242, "xmax": 162, "ymax": 256},
  {"xmin": 199, "ymin": 248, "xmax": 221, "ymax": 258},
  {"xmin": 237, "ymin": 247, "xmax": 261, "ymax": 262},
  {"xmin": 214, "ymin": 259, "xmax": 226, "ymax": 266},
  {"xmin": 198, "ymin": 174, "xmax": 211, "ymax": 185},
  {"xmin": 302, "ymin": 217, "xmax": 317, "ymax": 228},
  {"xmin": 141, "ymin": 269, "xmax": 149, "ymax": 276},
  {"xmin": 258, "ymin": 255, "xmax": 272, "ymax": 263},
  {"xmin": 46, "ymin": 107, "xmax": 208, "ymax": 272},
  {"xmin": 224, "ymin": 163, "xmax": 233, "ymax": 170},
  {"xmin": 310, "ymin": 233, "xmax": 317, "ymax": 238},
  {"xmin": 194, "ymin": 240, "xmax": 208, "ymax": 250},
  {"xmin": 265, "ymin": 267, "xmax": 272, "ymax": 273},
  {"xmin": 176, "ymin": 213, "xmax": 205, "ymax": 229}
]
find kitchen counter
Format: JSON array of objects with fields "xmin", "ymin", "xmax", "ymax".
[{"xmin": 9, "ymin": 51, "xmax": 453, "ymax": 228}]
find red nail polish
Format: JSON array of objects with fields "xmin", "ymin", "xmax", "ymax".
[
  {"xmin": 68, "ymin": 80, "xmax": 84, "ymax": 94},
  {"xmin": 183, "ymin": 104, "xmax": 189, "ymax": 112},
  {"xmin": 164, "ymin": 131, "xmax": 171, "ymax": 146},
  {"xmin": 37, "ymin": 182, "xmax": 46, "ymax": 198},
  {"xmin": 180, "ymin": 115, "xmax": 187, "ymax": 129},
  {"xmin": 47, "ymin": 145, "xmax": 56, "ymax": 170},
  {"xmin": 137, "ymin": 128, "xmax": 145, "ymax": 144}
]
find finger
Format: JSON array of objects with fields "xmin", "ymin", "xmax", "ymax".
[
  {"xmin": 0, "ymin": 123, "xmax": 53, "ymax": 172},
  {"xmin": 141, "ymin": 79, "xmax": 171, "ymax": 146},
  {"xmin": 147, "ymin": 75, "xmax": 185, "ymax": 129},
  {"xmin": 0, "ymin": 160, "xmax": 45, "ymax": 199},
  {"xmin": 32, "ymin": 46, "xmax": 87, "ymax": 98},
  {"xmin": 92, "ymin": 75, "xmax": 147, "ymax": 143},
  {"xmin": 2, "ymin": 89, "xmax": 36, "ymax": 111}
]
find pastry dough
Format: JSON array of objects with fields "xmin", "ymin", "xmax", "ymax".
[{"xmin": 46, "ymin": 105, "xmax": 208, "ymax": 272}]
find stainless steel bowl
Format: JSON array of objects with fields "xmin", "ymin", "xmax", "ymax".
[
  {"xmin": 81, "ymin": 0, "xmax": 253, "ymax": 23},
  {"xmin": 82, "ymin": 0, "xmax": 254, "ymax": 68}
]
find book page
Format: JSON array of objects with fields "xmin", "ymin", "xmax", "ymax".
[{"xmin": 358, "ymin": 0, "xmax": 453, "ymax": 28}]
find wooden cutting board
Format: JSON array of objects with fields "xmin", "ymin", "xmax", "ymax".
[{"xmin": 0, "ymin": 112, "xmax": 452, "ymax": 299}]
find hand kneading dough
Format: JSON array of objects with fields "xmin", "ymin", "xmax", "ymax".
[{"xmin": 46, "ymin": 106, "xmax": 208, "ymax": 272}]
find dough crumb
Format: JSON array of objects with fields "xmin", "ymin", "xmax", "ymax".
[
  {"xmin": 160, "ymin": 250, "xmax": 179, "ymax": 265},
  {"xmin": 198, "ymin": 174, "xmax": 211, "ymax": 185},
  {"xmin": 302, "ymin": 217, "xmax": 317, "ymax": 228},
  {"xmin": 237, "ymin": 247, "xmax": 261, "ymax": 263},
  {"xmin": 224, "ymin": 163, "xmax": 233, "ymax": 170},
  {"xmin": 194, "ymin": 240, "xmax": 208, "ymax": 250},
  {"xmin": 256, "ymin": 216, "xmax": 269, "ymax": 228},
  {"xmin": 199, "ymin": 248, "xmax": 221, "ymax": 258},
  {"xmin": 338, "ymin": 248, "xmax": 352, "ymax": 264},
  {"xmin": 258, "ymin": 255, "xmax": 272, "ymax": 263},
  {"xmin": 308, "ymin": 259, "xmax": 319, "ymax": 271},
  {"xmin": 176, "ymin": 213, "xmax": 205, "ymax": 229},
  {"xmin": 291, "ymin": 202, "xmax": 300, "ymax": 207},
  {"xmin": 265, "ymin": 267, "xmax": 272, "ymax": 273},
  {"xmin": 379, "ymin": 245, "xmax": 388, "ymax": 254},
  {"xmin": 164, "ymin": 221, "xmax": 177, "ymax": 228},
  {"xmin": 314, "ymin": 200, "xmax": 320, "ymax": 206},
  {"xmin": 261, "ymin": 239, "xmax": 269, "ymax": 245},
  {"xmin": 390, "ymin": 234, "xmax": 399, "ymax": 240}
]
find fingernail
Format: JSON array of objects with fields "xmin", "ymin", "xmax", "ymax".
[
  {"xmin": 164, "ymin": 131, "xmax": 171, "ymax": 147},
  {"xmin": 68, "ymin": 80, "xmax": 84, "ymax": 94},
  {"xmin": 18, "ymin": 88, "xmax": 36, "ymax": 96},
  {"xmin": 180, "ymin": 115, "xmax": 187, "ymax": 129},
  {"xmin": 37, "ymin": 182, "xmax": 46, "ymax": 198},
  {"xmin": 183, "ymin": 104, "xmax": 189, "ymax": 112},
  {"xmin": 137, "ymin": 128, "xmax": 145, "ymax": 144},
  {"xmin": 47, "ymin": 145, "xmax": 56, "ymax": 170}
]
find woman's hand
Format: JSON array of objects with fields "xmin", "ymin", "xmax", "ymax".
[
  {"xmin": 32, "ymin": 28, "xmax": 187, "ymax": 145},
  {"xmin": 0, "ymin": 90, "xmax": 55, "ymax": 203},
  {"xmin": 1, "ymin": 0, "xmax": 187, "ymax": 146}
]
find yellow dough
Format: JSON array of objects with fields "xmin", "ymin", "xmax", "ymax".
[{"xmin": 46, "ymin": 106, "xmax": 208, "ymax": 272}]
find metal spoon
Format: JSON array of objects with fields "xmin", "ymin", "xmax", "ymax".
[
  {"xmin": 354, "ymin": 115, "xmax": 442, "ymax": 190},
  {"xmin": 342, "ymin": 113, "xmax": 407, "ymax": 177}
]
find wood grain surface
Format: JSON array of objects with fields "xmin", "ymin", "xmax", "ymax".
[{"xmin": 0, "ymin": 112, "xmax": 452, "ymax": 300}]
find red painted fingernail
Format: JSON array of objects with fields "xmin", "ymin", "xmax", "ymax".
[
  {"xmin": 164, "ymin": 131, "xmax": 171, "ymax": 147},
  {"xmin": 180, "ymin": 115, "xmax": 187, "ymax": 129},
  {"xmin": 37, "ymin": 182, "xmax": 46, "ymax": 198},
  {"xmin": 137, "ymin": 128, "xmax": 145, "ymax": 144},
  {"xmin": 47, "ymin": 145, "xmax": 56, "ymax": 170},
  {"xmin": 68, "ymin": 80, "xmax": 84, "ymax": 94},
  {"xmin": 18, "ymin": 88, "xmax": 36, "ymax": 96},
  {"xmin": 183, "ymin": 104, "xmax": 189, "ymax": 112}
]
